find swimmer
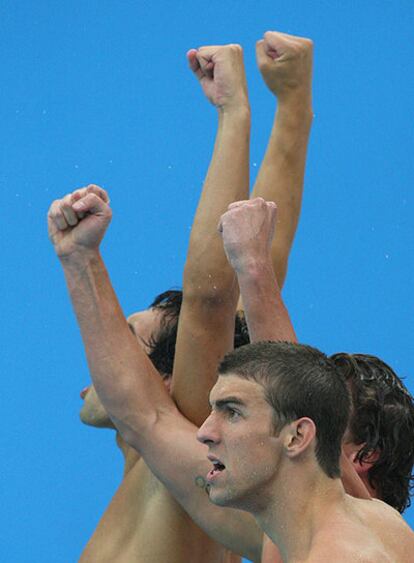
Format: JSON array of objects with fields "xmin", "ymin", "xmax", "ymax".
[
  {"xmin": 182, "ymin": 30, "xmax": 314, "ymax": 427},
  {"xmin": 198, "ymin": 340, "xmax": 414, "ymax": 562},
  {"xmin": 217, "ymin": 197, "xmax": 414, "ymax": 562},
  {"xmin": 50, "ymin": 32, "xmax": 314, "ymax": 562},
  {"xmin": 53, "ymin": 39, "xmax": 252, "ymax": 563},
  {"xmin": 50, "ymin": 187, "xmax": 414, "ymax": 561}
]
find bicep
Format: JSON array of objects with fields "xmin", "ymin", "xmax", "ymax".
[
  {"xmin": 171, "ymin": 299, "xmax": 236, "ymax": 426},
  {"xmin": 136, "ymin": 409, "xmax": 262, "ymax": 561}
]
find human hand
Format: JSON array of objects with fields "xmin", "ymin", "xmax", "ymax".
[
  {"xmin": 256, "ymin": 31, "xmax": 313, "ymax": 102},
  {"xmin": 47, "ymin": 184, "xmax": 112, "ymax": 260},
  {"xmin": 187, "ymin": 44, "xmax": 249, "ymax": 112},
  {"xmin": 218, "ymin": 197, "xmax": 277, "ymax": 273}
]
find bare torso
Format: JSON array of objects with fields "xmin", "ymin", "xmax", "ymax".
[
  {"xmin": 79, "ymin": 457, "xmax": 240, "ymax": 563},
  {"xmin": 289, "ymin": 497, "xmax": 413, "ymax": 563},
  {"xmin": 314, "ymin": 497, "xmax": 414, "ymax": 563}
]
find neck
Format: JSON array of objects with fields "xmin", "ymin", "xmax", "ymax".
[
  {"xmin": 116, "ymin": 432, "xmax": 141, "ymax": 476},
  {"xmin": 255, "ymin": 462, "xmax": 346, "ymax": 561}
]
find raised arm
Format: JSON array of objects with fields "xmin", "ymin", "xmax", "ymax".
[
  {"xmin": 47, "ymin": 185, "xmax": 174, "ymax": 440},
  {"xmin": 219, "ymin": 198, "xmax": 297, "ymax": 343},
  {"xmin": 171, "ymin": 45, "xmax": 251, "ymax": 425},
  {"xmin": 250, "ymin": 31, "xmax": 313, "ymax": 290},
  {"xmin": 48, "ymin": 186, "xmax": 263, "ymax": 562}
]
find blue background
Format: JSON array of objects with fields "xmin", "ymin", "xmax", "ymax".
[{"xmin": 1, "ymin": 1, "xmax": 413, "ymax": 561}]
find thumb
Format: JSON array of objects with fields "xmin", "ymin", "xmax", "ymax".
[{"xmin": 263, "ymin": 31, "xmax": 284, "ymax": 60}]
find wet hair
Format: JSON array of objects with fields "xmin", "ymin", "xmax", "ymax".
[
  {"xmin": 147, "ymin": 289, "xmax": 250, "ymax": 379},
  {"xmin": 147, "ymin": 290, "xmax": 182, "ymax": 378},
  {"xmin": 218, "ymin": 341, "xmax": 351, "ymax": 479},
  {"xmin": 330, "ymin": 353, "xmax": 414, "ymax": 513}
]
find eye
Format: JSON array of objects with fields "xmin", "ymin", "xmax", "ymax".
[{"xmin": 226, "ymin": 407, "xmax": 241, "ymax": 420}]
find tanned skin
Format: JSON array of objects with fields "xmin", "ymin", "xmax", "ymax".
[
  {"xmin": 50, "ymin": 30, "xmax": 312, "ymax": 563},
  {"xmin": 51, "ymin": 43, "xmax": 250, "ymax": 563},
  {"xmin": 183, "ymin": 29, "xmax": 315, "ymax": 562},
  {"xmin": 218, "ymin": 199, "xmax": 374, "ymax": 563},
  {"xmin": 171, "ymin": 44, "xmax": 250, "ymax": 426},
  {"xmin": 48, "ymin": 187, "xmax": 414, "ymax": 563}
]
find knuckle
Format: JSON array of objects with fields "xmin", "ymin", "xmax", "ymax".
[
  {"xmin": 88, "ymin": 193, "xmax": 100, "ymax": 203},
  {"xmin": 301, "ymin": 38, "xmax": 313, "ymax": 48}
]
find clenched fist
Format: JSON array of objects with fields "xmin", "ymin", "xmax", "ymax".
[
  {"xmin": 47, "ymin": 184, "xmax": 112, "ymax": 259},
  {"xmin": 218, "ymin": 197, "xmax": 277, "ymax": 273},
  {"xmin": 187, "ymin": 44, "xmax": 249, "ymax": 112},
  {"xmin": 256, "ymin": 31, "xmax": 313, "ymax": 101}
]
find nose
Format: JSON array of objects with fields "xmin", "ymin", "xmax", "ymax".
[{"xmin": 197, "ymin": 412, "xmax": 220, "ymax": 445}]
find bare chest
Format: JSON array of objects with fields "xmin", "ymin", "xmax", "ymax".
[{"xmin": 79, "ymin": 460, "xmax": 240, "ymax": 563}]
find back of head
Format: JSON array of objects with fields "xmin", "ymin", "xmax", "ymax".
[
  {"xmin": 219, "ymin": 341, "xmax": 350, "ymax": 479},
  {"xmin": 147, "ymin": 290, "xmax": 182, "ymax": 377},
  {"xmin": 331, "ymin": 352, "xmax": 414, "ymax": 513},
  {"xmin": 147, "ymin": 290, "xmax": 250, "ymax": 377}
]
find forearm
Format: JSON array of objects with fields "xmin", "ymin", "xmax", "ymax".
[
  {"xmin": 184, "ymin": 107, "xmax": 250, "ymax": 303},
  {"xmin": 236, "ymin": 259, "xmax": 297, "ymax": 343},
  {"xmin": 251, "ymin": 97, "xmax": 313, "ymax": 288},
  {"xmin": 172, "ymin": 108, "xmax": 250, "ymax": 424},
  {"xmin": 60, "ymin": 251, "xmax": 173, "ymax": 444}
]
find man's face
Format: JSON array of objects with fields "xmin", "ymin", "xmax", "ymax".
[
  {"xmin": 197, "ymin": 374, "xmax": 283, "ymax": 512},
  {"xmin": 79, "ymin": 307, "xmax": 164, "ymax": 428}
]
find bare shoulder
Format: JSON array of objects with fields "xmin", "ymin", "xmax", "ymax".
[
  {"xmin": 308, "ymin": 498, "xmax": 414, "ymax": 563},
  {"xmin": 363, "ymin": 497, "xmax": 412, "ymax": 532},
  {"xmin": 369, "ymin": 498, "xmax": 414, "ymax": 556},
  {"xmin": 350, "ymin": 497, "xmax": 414, "ymax": 562}
]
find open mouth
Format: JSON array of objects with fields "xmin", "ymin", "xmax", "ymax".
[
  {"xmin": 207, "ymin": 459, "xmax": 226, "ymax": 482},
  {"xmin": 80, "ymin": 386, "xmax": 90, "ymax": 400}
]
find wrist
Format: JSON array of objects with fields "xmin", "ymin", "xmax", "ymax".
[
  {"xmin": 59, "ymin": 247, "xmax": 102, "ymax": 269},
  {"xmin": 276, "ymin": 90, "xmax": 313, "ymax": 120},
  {"xmin": 233, "ymin": 256, "xmax": 274, "ymax": 278},
  {"xmin": 218, "ymin": 102, "xmax": 251, "ymax": 123}
]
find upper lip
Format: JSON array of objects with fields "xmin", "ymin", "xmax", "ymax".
[{"xmin": 207, "ymin": 454, "xmax": 225, "ymax": 466}]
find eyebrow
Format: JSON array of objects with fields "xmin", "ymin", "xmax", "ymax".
[{"xmin": 211, "ymin": 397, "xmax": 246, "ymax": 410}]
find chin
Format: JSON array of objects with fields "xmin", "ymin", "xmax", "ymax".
[
  {"xmin": 79, "ymin": 409, "xmax": 113, "ymax": 429},
  {"xmin": 208, "ymin": 486, "xmax": 235, "ymax": 508}
]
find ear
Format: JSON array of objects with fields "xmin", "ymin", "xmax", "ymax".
[
  {"xmin": 284, "ymin": 417, "xmax": 316, "ymax": 458},
  {"xmin": 342, "ymin": 442, "xmax": 380, "ymax": 478}
]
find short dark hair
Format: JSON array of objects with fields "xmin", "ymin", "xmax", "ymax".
[
  {"xmin": 331, "ymin": 352, "xmax": 414, "ymax": 513},
  {"xmin": 147, "ymin": 290, "xmax": 250, "ymax": 378},
  {"xmin": 147, "ymin": 290, "xmax": 182, "ymax": 377},
  {"xmin": 218, "ymin": 341, "xmax": 351, "ymax": 479}
]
